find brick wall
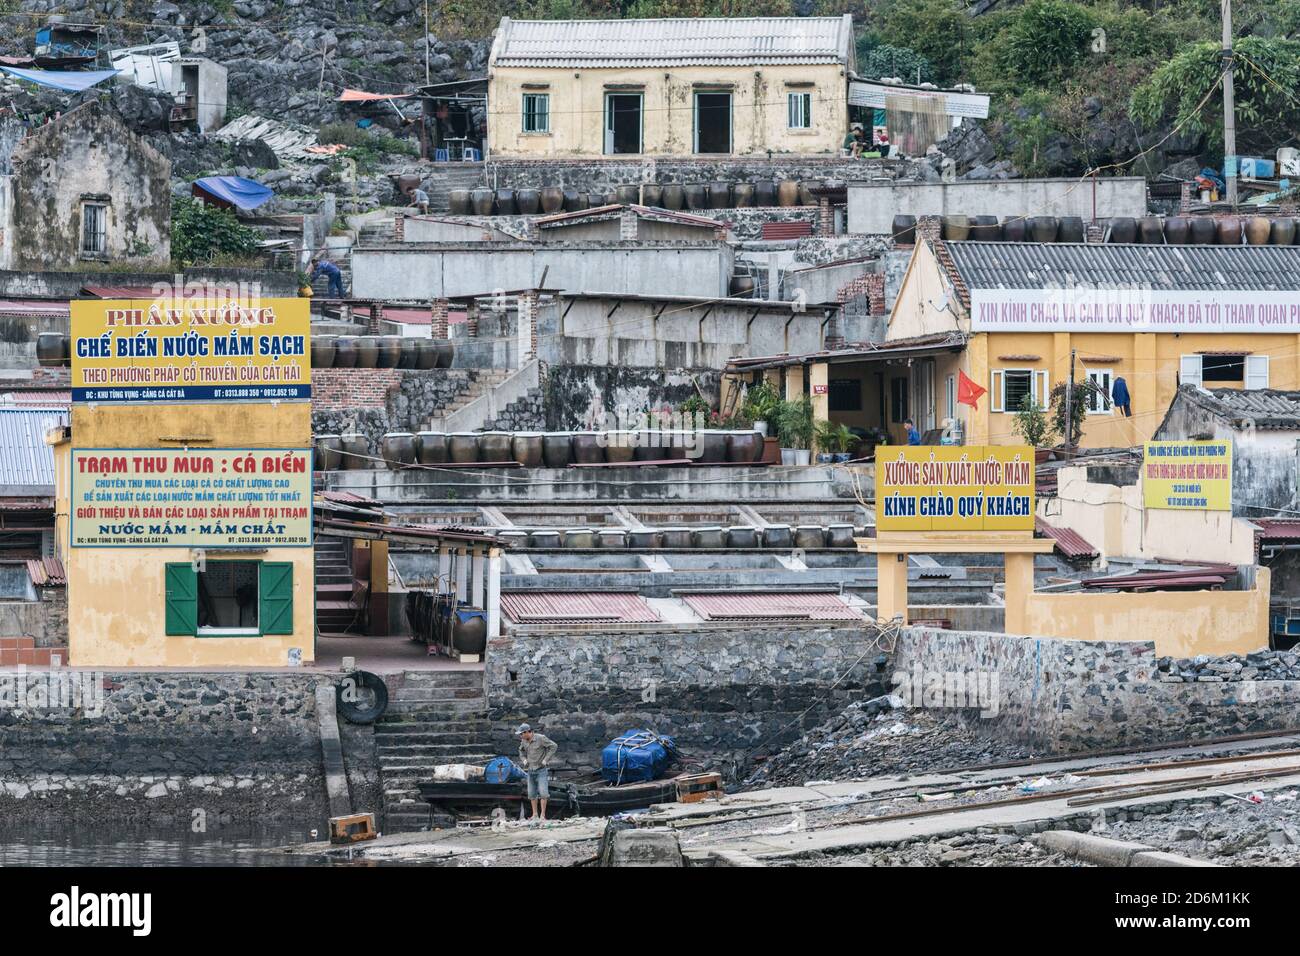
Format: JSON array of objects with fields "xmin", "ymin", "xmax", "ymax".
[
  {"xmin": 311, "ymin": 368, "xmax": 403, "ymax": 411},
  {"xmin": 836, "ymin": 272, "xmax": 886, "ymax": 315}
]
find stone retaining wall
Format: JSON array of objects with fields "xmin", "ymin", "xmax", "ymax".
[
  {"xmin": 0, "ymin": 671, "xmax": 341, "ymax": 822},
  {"xmin": 485, "ymin": 624, "xmax": 891, "ymax": 771},
  {"xmin": 312, "ymin": 367, "xmax": 481, "ymax": 455},
  {"xmin": 893, "ymin": 628, "xmax": 1300, "ymax": 752}
]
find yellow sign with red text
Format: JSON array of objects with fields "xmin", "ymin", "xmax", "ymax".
[{"xmin": 875, "ymin": 445, "xmax": 1036, "ymax": 532}]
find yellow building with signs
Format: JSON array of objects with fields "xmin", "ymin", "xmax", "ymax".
[
  {"xmin": 56, "ymin": 297, "xmax": 314, "ymax": 668},
  {"xmin": 805, "ymin": 240, "xmax": 1300, "ymax": 449},
  {"xmin": 486, "ymin": 16, "xmax": 854, "ymax": 158}
]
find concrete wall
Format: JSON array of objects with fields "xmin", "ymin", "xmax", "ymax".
[
  {"xmin": 322, "ymin": 463, "xmax": 860, "ymax": 502},
  {"xmin": 3, "ymin": 102, "xmax": 171, "ymax": 270},
  {"xmin": 1040, "ymin": 464, "xmax": 1260, "ymax": 567},
  {"xmin": 485, "ymin": 623, "xmax": 889, "ymax": 769},
  {"xmin": 351, "ymin": 242, "xmax": 733, "ymax": 300},
  {"xmin": 847, "ymin": 177, "xmax": 1148, "ymax": 234},
  {"xmin": 488, "ymin": 62, "xmax": 848, "ymax": 157},
  {"xmin": 403, "ymin": 217, "xmax": 514, "ymax": 242},
  {"xmin": 549, "ymin": 295, "xmax": 824, "ymax": 370},
  {"xmin": 0, "ymin": 267, "xmax": 297, "ymax": 299},
  {"xmin": 1022, "ymin": 567, "xmax": 1270, "ymax": 658},
  {"xmin": 0, "ymin": 586, "xmax": 66, "ymax": 647},
  {"xmin": 486, "ymin": 156, "xmax": 908, "ymax": 191},
  {"xmin": 0, "ymin": 310, "xmax": 65, "ymax": 370}
]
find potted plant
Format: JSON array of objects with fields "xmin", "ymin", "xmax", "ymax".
[
  {"xmin": 1012, "ymin": 394, "xmax": 1054, "ymax": 462},
  {"xmin": 815, "ymin": 419, "xmax": 857, "ymax": 463},
  {"xmin": 775, "ymin": 398, "xmax": 814, "ymax": 465},
  {"xmin": 742, "ymin": 381, "xmax": 781, "ymax": 437}
]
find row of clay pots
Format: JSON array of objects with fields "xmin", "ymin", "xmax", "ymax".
[
  {"xmin": 1108, "ymin": 215, "xmax": 1300, "ymax": 246},
  {"xmin": 312, "ymin": 335, "xmax": 453, "ymax": 370},
  {"xmin": 36, "ymin": 332, "xmax": 71, "ymax": 367},
  {"xmin": 314, "ymin": 429, "xmax": 767, "ymax": 470},
  {"xmin": 893, "ymin": 214, "xmax": 1088, "ymax": 244},
  {"xmin": 497, "ymin": 523, "xmax": 858, "ymax": 550},
  {"xmin": 447, "ymin": 179, "xmax": 825, "ymax": 216}
]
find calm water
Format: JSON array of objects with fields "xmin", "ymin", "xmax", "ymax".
[{"xmin": 0, "ymin": 821, "xmax": 343, "ymax": 867}]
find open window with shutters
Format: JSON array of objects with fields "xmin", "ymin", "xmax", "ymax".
[
  {"xmin": 1180, "ymin": 354, "xmax": 1269, "ymax": 389},
  {"xmin": 1086, "ymin": 369, "xmax": 1113, "ymax": 414},
  {"xmin": 165, "ymin": 560, "xmax": 293, "ymax": 637},
  {"xmin": 990, "ymin": 368, "xmax": 1050, "ymax": 413}
]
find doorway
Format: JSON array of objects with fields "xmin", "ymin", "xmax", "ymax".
[
  {"xmin": 604, "ymin": 92, "xmax": 642, "ymax": 154},
  {"xmin": 694, "ymin": 91, "xmax": 732, "ymax": 153}
]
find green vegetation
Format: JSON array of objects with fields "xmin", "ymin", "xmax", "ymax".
[
  {"xmin": 171, "ymin": 197, "xmax": 264, "ymax": 268},
  {"xmin": 775, "ymin": 398, "xmax": 814, "ymax": 451},
  {"xmin": 1012, "ymin": 394, "xmax": 1054, "ymax": 448}
]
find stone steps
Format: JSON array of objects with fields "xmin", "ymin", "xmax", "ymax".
[{"xmin": 376, "ymin": 668, "xmax": 494, "ymax": 832}]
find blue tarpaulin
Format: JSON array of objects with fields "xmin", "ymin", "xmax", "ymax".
[
  {"xmin": 600, "ymin": 730, "xmax": 678, "ymax": 785},
  {"xmin": 0, "ymin": 67, "xmax": 118, "ymax": 92},
  {"xmin": 193, "ymin": 176, "xmax": 274, "ymax": 211}
]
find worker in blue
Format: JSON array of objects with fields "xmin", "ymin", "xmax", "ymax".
[
  {"xmin": 310, "ymin": 257, "xmax": 346, "ymax": 299},
  {"xmin": 904, "ymin": 418, "xmax": 922, "ymax": 445}
]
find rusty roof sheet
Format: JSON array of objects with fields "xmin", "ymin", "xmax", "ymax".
[
  {"xmin": 501, "ymin": 591, "xmax": 660, "ymax": 624},
  {"xmin": 1254, "ymin": 519, "xmax": 1300, "ymax": 542},
  {"xmin": 0, "ymin": 299, "xmax": 69, "ymax": 316},
  {"xmin": 680, "ymin": 590, "xmax": 863, "ymax": 621},
  {"xmin": 1035, "ymin": 517, "xmax": 1098, "ymax": 560},
  {"xmin": 491, "ymin": 16, "xmax": 854, "ymax": 69},
  {"xmin": 26, "ymin": 557, "xmax": 64, "ymax": 587}
]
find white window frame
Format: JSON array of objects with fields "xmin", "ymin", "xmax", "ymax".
[
  {"xmin": 81, "ymin": 201, "xmax": 107, "ymax": 257},
  {"xmin": 1179, "ymin": 354, "xmax": 1203, "ymax": 388},
  {"xmin": 787, "ymin": 91, "xmax": 812, "ymax": 130},
  {"xmin": 1085, "ymin": 369, "xmax": 1113, "ymax": 415},
  {"xmin": 990, "ymin": 368, "xmax": 1049, "ymax": 413},
  {"xmin": 945, "ymin": 373, "xmax": 956, "ymax": 422},
  {"xmin": 1246, "ymin": 354, "xmax": 1270, "ymax": 390},
  {"xmin": 522, "ymin": 92, "xmax": 550, "ymax": 134}
]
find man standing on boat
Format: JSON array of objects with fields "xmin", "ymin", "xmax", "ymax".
[{"xmin": 516, "ymin": 723, "xmax": 559, "ymax": 822}]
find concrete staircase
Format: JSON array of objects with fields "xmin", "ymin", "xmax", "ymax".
[
  {"xmin": 314, "ymin": 536, "xmax": 365, "ymax": 634},
  {"xmin": 425, "ymin": 369, "xmax": 512, "ymax": 430},
  {"xmin": 377, "ymin": 669, "xmax": 496, "ymax": 832},
  {"xmin": 428, "ymin": 162, "xmax": 486, "ymax": 213}
]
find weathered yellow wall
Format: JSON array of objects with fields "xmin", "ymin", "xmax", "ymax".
[
  {"xmin": 1022, "ymin": 567, "xmax": 1269, "ymax": 657},
  {"xmin": 1040, "ymin": 464, "xmax": 1258, "ymax": 566},
  {"xmin": 64, "ymin": 402, "xmax": 315, "ymax": 668},
  {"xmin": 488, "ymin": 64, "xmax": 847, "ymax": 157},
  {"xmin": 888, "ymin": 244, "xmax": 1300, "ymax": 447}
]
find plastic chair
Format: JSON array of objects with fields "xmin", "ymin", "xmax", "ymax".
[
  {"xmin": 462, "ymin": 147, "xmax": 480, "ymax": 162},
  {"xmin": 434, "ymin": 147, "xmax": 449, "ymax": 162}
]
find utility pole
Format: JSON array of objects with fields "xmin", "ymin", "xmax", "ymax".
[
  {"xmin": 424, "ymin": 0, "xmax": 430, "ymax": 85},
  {"xmin": 1222, "ymin": 0, "xmax": 1238, "ymax": 206},
  {"xmin": 1064, "ymin": 348, "xmax": 1077, "ymax": 449}
]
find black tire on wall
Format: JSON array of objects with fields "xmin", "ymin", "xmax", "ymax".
[{"xmin": 336, "ymin": 670, "xmax": 389, "ymax": 724}]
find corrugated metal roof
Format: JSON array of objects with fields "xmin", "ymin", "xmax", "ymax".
[
  {"xmin": 1253, "ymin": 519, "xmax": 1300, "ymax": 542},
  {"xmin": 761, "ymin": 221, "xmax": 814, "ymax": 240},
  {"xmin": 680, "ymin": 591, "xmax": 863, "ymax": 621},
  {"xmin": 491, "ymin": 16, "xmax": 854, "ymax": 68},
  {"xmin": 0, "ymin": 408, "xmax": 64, "ymax": 489},
  {"xmin": 1035, "ymin": 517, "xmax": 1098, "ymax": 560},
  {"xmin": 26, "ymin": 557, "xmax": 64, "ymax": 587},
  {"xmin": 0, "ymin": 299, "xmax": 68, "ymax": 316},
  {"xmin": 0, "ymin": 390, "xmax": 71, "ymax": 407},
  {"xmin": 80, "ymin": 285, "xmax": 161, "ymax": 298},
  {"xmin": 944, "ymin": 241, "xmax": 1300, "ymax": 293},
  {"xmin": 501, "ymin": 591, "xmax": 660, "ymax": 624}
]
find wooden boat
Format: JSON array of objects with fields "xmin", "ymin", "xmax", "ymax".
[{"xmin": 417, "ymin": 774, "xmax": 683, "ymax": 819}]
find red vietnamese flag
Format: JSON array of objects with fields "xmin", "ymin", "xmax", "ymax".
[{"xmin": 957, "ymin": 370, "xmax": 986, "ymax": 410}]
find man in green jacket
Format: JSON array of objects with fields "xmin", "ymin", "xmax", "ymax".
[{"xmin": 517, "ymin": 723, "xmax": 559, "ymax": 822}]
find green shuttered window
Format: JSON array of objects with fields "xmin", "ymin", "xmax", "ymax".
[
  {"xmin": 164, "ymin": 562, "xmax": 198, "ymax": 635},
  {"xmin": 259, "ymin": 562, "xmax": 294, "ymax": 635}
]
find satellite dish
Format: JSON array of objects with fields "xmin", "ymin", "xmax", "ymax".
[{"xmin": 929, "ymin": 290, "xmax": 951, "ymax": 313}]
